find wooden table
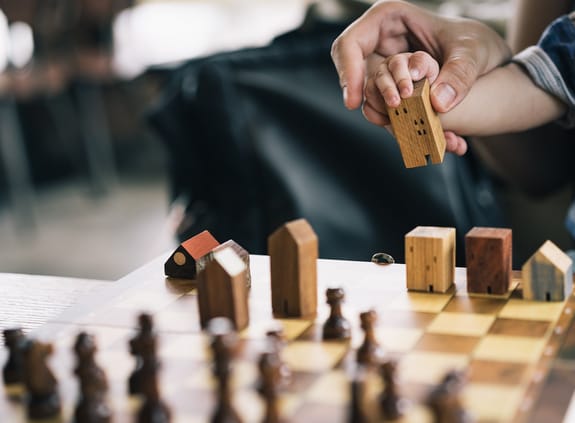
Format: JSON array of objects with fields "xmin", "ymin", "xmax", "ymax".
[{"xmin": 2, "ymin": 254, "xmax": 575, "ymax": 422}]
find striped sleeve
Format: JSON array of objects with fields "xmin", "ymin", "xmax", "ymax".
[{"xmin": 513, "ymin": 13, "xmax": 575, "ymax": 127}]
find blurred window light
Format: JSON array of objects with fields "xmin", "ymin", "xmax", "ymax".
[
  {"xmin": 9, "ymin": 21, "xmax": 34, "ymax": 68},
  {"xmin": 0, "ymin": 11, "xmax": 9, "ymax": 72}
]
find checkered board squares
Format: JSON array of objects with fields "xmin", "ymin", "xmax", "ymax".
[{"xmin": 3, "ymin": 255, "xmax": 575, "ymax": 423}]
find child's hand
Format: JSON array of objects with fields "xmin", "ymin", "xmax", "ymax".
[{"xmin": 363, "ymin": 51, "xmax": 468, "ymax": 156}]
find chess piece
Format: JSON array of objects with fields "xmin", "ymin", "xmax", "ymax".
[
  {"xmin": 74, "ymin": 332, "xmax": 112, "ymax": 423},
  {"xmin": 379, "ymin": 360, "xmax": 404, "ymax": 420},
  {"xmin": 265, "ymin": 328, "xmax": 291, "ymax": 389},
  {"xmin": 208, "ymin": 318, "xmax": 243, "ymax": 423},
  {"xmin": 356, "ymin": 310, "xmax": 384, "ymax": 366},
  {"xmin": 426, "ymin": 370, "xmax": 471, "ymax": 423},
  {"xmin": 322, "ymin": 288, "xmax": 351, "ymax": 340},
  {"xmin": 137, "ymin": 351, "xmax": 171, "ymax": 423},
  {"xmin": 129, "ymin": 313, "xmax": 157, "ymax": 395},
  {"xmin": 258, "ymin": 352, "xmax": 281, "ymax": 423},
  {"xmin": 3, "ymin": 328, "xmax": 28, "ymax": 385},
  {"xmin": 348, "ymin": 366, "xmax": 367, "ymax": 423},
  {"xmin": 23, "ymin": 340, "xmax": 61, "ymax": 420}
]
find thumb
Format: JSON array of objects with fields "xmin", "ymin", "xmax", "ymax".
[{"xmin": 430, "ymin": 55, "xmax": 480, "ymax": 113}]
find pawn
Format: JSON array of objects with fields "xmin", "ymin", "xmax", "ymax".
[
  {"xmin": 129, "ymin": 313, "xmax": 157, "ymax": 395},
  {"xmin": 3, "ymin": 328, "xmax": 28, "ymax": 385},
  {"xmin": 426, "ymin": 370, "xmax": 470, "ymax": 423},
  {"xmin": 208, "ymin": 318, "xmax": 243, "ymax": 423},
  {"xmin": 265, "ymin": 328, "xmax": 291, "ymax": 389},
  {"xmin": 379, "ymin": 360, "xmax": 405, "ymax": 420},
  {"xmin": 74, "ymin": 332, "xmax": 112, "ymax": 423},
  {"xmin": 137, "ymin": 358, "xmax": 171, "ymax": 423},
  {"xmin": 356, "ymin": 310, "xmax": 384, "ymax": 366},
  {"xmin": 348, "ymin": 366, "xmax": 367, "ymax": 423},
  {"xmin": 322, "ymin": 288, "xmax": 351, "ymax": 340},
  {"xmin": 23, "ymin": 340, "xmax": 61, "ymax": 420},
  {"xmin": 258, "ymin": 352, "xmax": 281, "ymax": 423}
]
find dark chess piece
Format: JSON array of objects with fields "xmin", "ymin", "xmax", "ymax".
[
  {"xmin": 426, "ymin": 369, "xmax": 471, "ymax": 423},
  {"xmin": 258, "ymin": 352, "xmax": 281, "ymax": 423},
  {"xmin": 322, "ymin": 288, "xmax": 351, "ymax": 340},
  {"xmin": 379, "ymin": 360, "xmax": 405, "ymax": 420},
  {"xmin": 208, "ymin": 317, "xmax": 243, "ymax": 423},
  {"xmin": 265, "ymin": 328, "xmax": 291, "ymax": 389},
  {"xmin": 137, "ymin": 353, "xmax": 171, "ymax": 423},
  {"xmin": 23, "ymin": 340, "xmax": 61, "ymax": 420},
  {"xmin": 74, "ymin": 332, "xmax": 112, "ymax": 423},
  {"xmin": 3, "ymin": 328, "xmax": 29, "ymax": 385},
  {"xmin": 356, "ymin": 310, "xmax": 384, "ymax": 366},
  {"xmin": 129, "ymin": 313, "xmax": 156, "ymax": 395},
  {"xmin": 348, "ymin": 366, "xmax": 367, "ymax": 423}
]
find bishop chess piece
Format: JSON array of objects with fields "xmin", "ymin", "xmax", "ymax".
[
  {"xmin": 426, "ymin": 369, "xmax": 471, "ymax": 423},
  {"xmin": 74, "ymin": 332, "xmax": 112, "ymax": 423},
  {"xmin": 379, "ymin": 360, "xmax": 405, "ymax": 420},
  {"xmin": 23, "ymin": 340, "xmax": 61, "ymax": 420},
  {"xmin": 208, "ymin": 318, "xmax": 243, "ymax": 423},
  {"xmin": 322, "ymin": 288, "xmax": 351, "ymax": 340},
  {"xmin": 356, "ymin": 310, "xmax": 384, "ymax": 366},
  {"xmin": 129, "ymin": 313, "xmax": 156, "ymax": 395},
  {"xmin": 3, "ymin": 328, "xmax": 28, "ymax": 386},
  {"xmin": 258, "ymin": 351, "xmax": 281, "ymax": 423}
]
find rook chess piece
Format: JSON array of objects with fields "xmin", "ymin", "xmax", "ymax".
[
  {"xmin": 74, "ymin": 332, "xmax": 112, "ymax": 423},
  {"xmin": 379, "ymin": 360, "xmax": 405, "ymax": 420},
  {"xmin": 23, "ymin": 340, "xmax": 61, "ymax": 420},
  {"xmin": 322, "ymin": 288, "xmax": 351, "ymax": 340},
  {"xmin": 129, "ymin": 313, "xmax": 156, "ymax": 395},
  {"xmin": 3, "ymin": 328, "xmax": 28, "ymax": 386},
  {"xmin": 356, "ymin": 310, "xmax": 384, "ymax": 366},
  {"xmin": 426, "ymin": 369, "xmax": 470, "ymax": 423},
  {"xmin": 208, "ymin": 318, "xmax": 243, "ymax": 423}
]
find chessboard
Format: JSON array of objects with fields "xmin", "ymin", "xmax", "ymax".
[{"xmin": 2, "ymin": 253, "xmax": 575, "ymax": 422}]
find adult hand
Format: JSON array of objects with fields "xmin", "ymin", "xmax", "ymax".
[{"xmin": 331, "ymin": 0, "xmax": 511, "ymax": 113}]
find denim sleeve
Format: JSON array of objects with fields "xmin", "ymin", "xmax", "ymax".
[{"xmin": 513, "ymin": 13, "xmax": 575, "ymax": 128}]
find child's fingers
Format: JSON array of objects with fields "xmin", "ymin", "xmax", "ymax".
[
  {"xmin": 372, "ymin": 64, "xmax": 402, "ymax": 108},
  {"xmin": 408, "ymin": 51, "xmax": 440, "ymax": 85},
  {"xmin": 364, "ymin": 78, "xmax": 388, "ymax": 114},
  {"xmin": 386, "ymin": 53, "xmax": 414, "ymax": 99},
  {"xmin": 444, "ymin": 131, "xmax": 468, "ymax": 155},
  {"xmin": 362, "ymin": 101, "xmax": 391, "ymax": 127}
]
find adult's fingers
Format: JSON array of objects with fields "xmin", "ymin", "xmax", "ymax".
[{"xmin": 331, "ymin": 33, "xmax": 368, "ymax": 110}]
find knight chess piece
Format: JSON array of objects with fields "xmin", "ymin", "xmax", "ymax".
[
  {"xmin": 74, "ymin": 332, "xmax": 112, "ymax": 423},
  {"xmin": 322, "ymin": 288, "xmax": 351, "ymax": 340},
  {"xmin": 356, "ymin": 310, "xmax": 384, "ymax": 366}
]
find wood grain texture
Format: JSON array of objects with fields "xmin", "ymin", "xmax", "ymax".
[
  {"xmin": 268, "ymin": 219, "xmax": 318, "ymax": 318},
  {"xmin": 197, "ymin": 246, "xmax": 249, "ymax": 330},
  {"xmin": 387, "ymin": 79, "xmax": 446, "ymax": 168},
  {"xmin": 465, "ymin": 227, "xmax": 512, "ymax": 295},
  {"xmin": 164, "ymin": 230, "xmax": 220, "ymax": 279},
  {"xmin": 405, "ymin": 226, "xmax": 455, "ymax": 293},
  {"xmin": 522, "ymin": 240, "xmax": 573, "ymax": 301}
]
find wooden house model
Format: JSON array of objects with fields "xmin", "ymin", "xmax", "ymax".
[{"xmin": 164, "ymin": 230, "xmax": 220, "ymax": 279}]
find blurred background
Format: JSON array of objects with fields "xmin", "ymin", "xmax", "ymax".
[{"xmin": 0, "ymin": 0, "xmax": 564, "ymax": 281}]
